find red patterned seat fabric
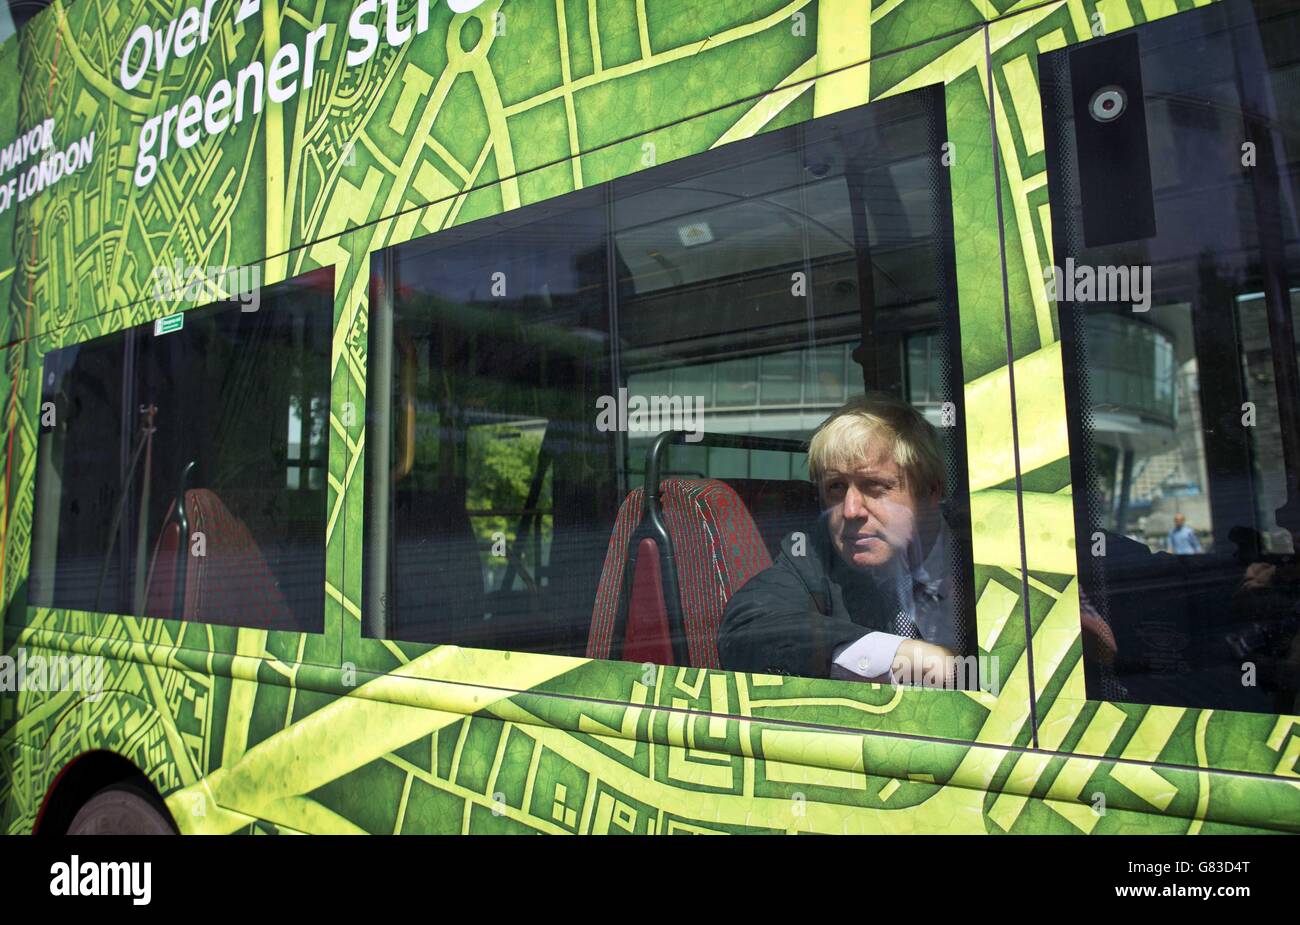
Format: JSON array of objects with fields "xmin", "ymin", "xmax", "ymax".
[
  {"xmin": 586, "ymin": 488, "xmax": 644, "ymax": 662},
  {"xmin": 587, "ymin": 478, "xmax": 772, "ymax": 668}
]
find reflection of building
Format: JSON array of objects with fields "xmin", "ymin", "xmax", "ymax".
[
  {"xmin": 627, "ymin": 332, "xmax": 947, "ymax": 481},
  {"xmin": 1236, "ymin": 292, "xmax": 1297, "ymax": 554},
  {"xmin": 613, "ymin": 95, "xmax": 959, "ymax": 487},
  {"xmin": 1089, "ymin": 291, "xmax": 1299, "ymax": 555},
  {"xmin": 1084, "ymin": 309, "xmax": 1211, "ymax": 547}
]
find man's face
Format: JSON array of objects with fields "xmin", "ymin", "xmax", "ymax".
[
  {"xmin": 819, "ymin": 437, "xmax": 935, "ymax": 572},
  {"xmin": 1174, "ymin": 515, "xmax": 1186, "ymax": 529}
]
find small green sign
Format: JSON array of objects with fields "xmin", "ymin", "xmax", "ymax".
[{"xmin": 154, "ymin": 313, "xmax": 184, "ymax": 336}]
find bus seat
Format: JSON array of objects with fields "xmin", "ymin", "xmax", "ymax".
[
  {"xmin": 588, "ymin": 487, "xmax": 652, "ymax": 661},
  {"xmin": 724, "ymin": 478, "xmax": 822, "ymax": 560},
  {"xmin": 143, "ymin": 489, "xmax": 296, "ymax": 630},
  {"xmin": 185, "ymin": 489, "xmax": 297, "ymax": 628},
  {"xmin": 624, "ymin": 536, "xmax": 674, "ymax": 666},
  {"xmin": 143, "ymin": 500, "xmax": 184, "ymax": 620},
  {"xmin": 587, "ymin": 478, "xmax": 771, "ymax": 668}
]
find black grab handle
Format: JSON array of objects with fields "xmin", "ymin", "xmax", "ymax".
[{"xmin": 616, "ymin": 431, "xmax": 807, "ymax": 665}]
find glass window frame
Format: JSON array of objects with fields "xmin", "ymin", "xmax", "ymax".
[
  {"xmin": 989, "ymin": 0, "xmax": 1300, "ymax": 782},
  {"xmin": 12, "ymin": 261, "xmax": 341, "ymax": 669},
  {"xmin": 346, "ymin": 61, "xmax": 1013, "ymax": 750}
]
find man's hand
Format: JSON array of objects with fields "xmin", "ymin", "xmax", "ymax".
[
  {"xmin": 890, "ymin": 640, "xmax": 958, "ymax": 688},
  {"xmin": 1079, "ymin": 597, "xmax": 1118, "ymax": 669},
  {"xmin": 1240, "ymin": 561, "xmax": 1278, "ymax": 592}
]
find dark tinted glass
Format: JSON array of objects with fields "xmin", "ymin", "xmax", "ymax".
[
  {"xmin": 29, "ymin": 268, "xmax": 333, "ymax": 632},
  {"xmin": 617, "ymin": 90, "xmax": 955, "ymax": 478},
  {"xmin": 367, "ymin": 86, "xmax": 977, "ymax": 685},
  {"xmin": 1043, "ymin": 0, "xmax": 1300, "ymax": 713},
  {"xmin": 364, "ymin": 188, "xmax": 613, "ymax": 654}
]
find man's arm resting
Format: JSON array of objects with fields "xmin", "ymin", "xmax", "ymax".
[
  {"xmin": 831, "ymin": 633, "xmax": 905, "ymax": 681},
  {"xmin": 719, "ymin": 564, "xmax": 864, "ymax": 677},
  {"xmin": 832, "ymin": 634, "xmax": 958, "ymax": 687}
]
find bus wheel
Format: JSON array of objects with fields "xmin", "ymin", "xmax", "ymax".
[{"xmin": 66, "ymin": 783, "xmax": 176, "ymax": 835}]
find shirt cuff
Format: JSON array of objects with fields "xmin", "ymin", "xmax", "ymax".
[{"xmin": 832, "ymin": 632, "xmax": 907, "ymax": 680}]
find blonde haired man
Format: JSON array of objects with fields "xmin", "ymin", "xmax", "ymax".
[{"xmin": 718, "ymin": 393, "xmax": 963, "ymax": 686}]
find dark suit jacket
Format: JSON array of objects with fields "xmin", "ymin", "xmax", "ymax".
[{"xmin": 717, "ymin": 516, "xmax": 910, "ymax": 678}]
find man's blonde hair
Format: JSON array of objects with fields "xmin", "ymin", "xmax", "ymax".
[{"xmin": 807, "ymin": 393, "xmax": 944, "ymax": 496}]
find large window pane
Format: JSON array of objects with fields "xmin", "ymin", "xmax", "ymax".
[
  {"xmin": 1043, "ymin": 0, "xmax": 1300, "ymax": 714},
  {"xmin": 29, "ymin": 268, "xmax": 333, "ymax": 632},
  {"xmin": 364, "ymin": 188, "xmax": 615, "ymax": 655},
  {"xmin": 367, "ymin": 85, "xmax": 978, "ymax": 686}
]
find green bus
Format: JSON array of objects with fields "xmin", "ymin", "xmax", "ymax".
[{"xmin": 1, "ymin": 0, "xmax": 1298, "ymax": 835}]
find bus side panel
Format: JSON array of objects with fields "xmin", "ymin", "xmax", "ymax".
[
  {"xmin": 4, "ymin": 623, "xmax": 1296, "ymax": 834},
  {"xmin": 156, "ymin": 680, "xmax": 1299, "ymax": 834},
  {"xmin": 0, "ymin": 683, "xmax": 188, "ymax": 834},
  {"xmin": 0, "ymin": 34, "xmax": 19, "ymax": 346},
  {"xmin": 0, "ymin": 740, "xmax": 38, "ymax": 834},
  {"xmin": 0, "ymin": 339, "xmax": 31, "ymax": 744},
  {"xmin": 0, "ymin": 638, "xmax": 332, "ymax": 834}
]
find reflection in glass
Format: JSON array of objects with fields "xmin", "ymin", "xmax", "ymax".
[
  {"xmin": 1044, "ymin": 0, "xmax": 1300, "ymax": 713},
  {"xmin": 367, "ymin": 85, "xmax": 975, "ymax": 680},
  {"xmin": 29, "ymin": 269, "xmax": 333, "ymax": 632}
]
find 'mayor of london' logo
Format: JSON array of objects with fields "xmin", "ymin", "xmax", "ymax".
[
  {"xmin": 0, "ymin": 118, "xmax": 97, "ymax": 215},
  {"xmin": 1043, "ymin": 258, "xmax": 1152, "ymax": 311},
  {"xmin": 595, "ymin": 390, "xmax": 705, "ymax": 443},
  {"xmin": 50, "ymin": 857, "xmax": 151, "ymax": 906}
]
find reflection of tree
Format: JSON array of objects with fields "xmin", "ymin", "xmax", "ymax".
[
  {"xmin": 467, "ymin": 426, "xmax": 549, "ymax": 558},
  {"xmin": 395, "ymin": 282, "xmax": 597, "ymax": 592}
]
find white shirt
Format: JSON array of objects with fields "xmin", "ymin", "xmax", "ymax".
[{"xmin": 830, "ymin": 520, "xmax": 954, "ymax": 681}]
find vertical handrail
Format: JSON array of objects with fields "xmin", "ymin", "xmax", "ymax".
[
  {"xmin": 130, "ymin": 404, "xmax": 156, "ymax": 615},
  {"xmin": 365, "ymin": 251, "xmax": 396, "ymax": 639},
  {"xmin": 170, "ymin": 460, "xmax": 195, "ymax": 620}
]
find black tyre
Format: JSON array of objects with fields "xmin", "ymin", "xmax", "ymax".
[{"xmin": 65, "ymin": 783, "xmax": 176, "ymax": 835}]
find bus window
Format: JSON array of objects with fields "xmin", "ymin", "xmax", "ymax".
[
  {"xmin": 28, "ymin": 268, "xmax": 332, "ymax": 633},
  {"xmin": 365, "ymin": 188, "xmax": 615, "ymax": 655},
  {"xmin": 1042, "ymin": 0, "xmax": 1300, "ymax": 713},
  {"xmin": 366, "ymin": 84, "xmax": 979, "ymax": 684},
  {"xmin": 611, "ymin": 83, "xmax": 977, "ymax": 683}
]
